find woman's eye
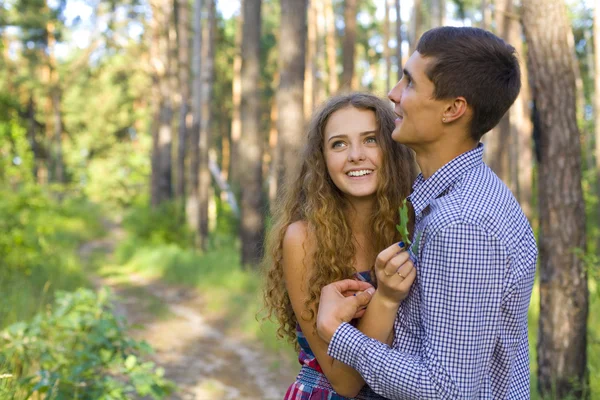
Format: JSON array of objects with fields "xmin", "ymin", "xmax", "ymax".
[
  {"xmin": 365, "ymin": 136, "xmax": 377, "ymax": 144},
  {"xmin": 332, "ymin": 141, "xmax": 346, "ymax": 149}
]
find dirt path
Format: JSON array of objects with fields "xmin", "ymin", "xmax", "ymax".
[{"xmin": 79, "ymin": 222, "xmax": 297, "ymax": 399}]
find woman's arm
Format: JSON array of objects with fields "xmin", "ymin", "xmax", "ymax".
[
  {"xmin": 343, "ymin": 243, "xmax": 416, "ymax": 347},
  {"xmin": 282, "ymin": 222, "xmax": 366, "ymax": 398}
]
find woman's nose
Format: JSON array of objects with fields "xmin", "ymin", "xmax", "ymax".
[{"xmin": 348, "ymin": 146, "xmax": 366, "ymax": 162}]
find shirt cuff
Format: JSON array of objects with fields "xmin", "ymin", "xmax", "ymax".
[{"xmin": 327, "ymin": 322, "xmax": 371, "ymax": 368}]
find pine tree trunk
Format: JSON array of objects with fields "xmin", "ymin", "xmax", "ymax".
[
  {"xmin": 51, "ymin": 88, "xmax": 63, "ymax": 183},
  {"xmin": 198, "ymin": 0, "xmax": 216, "ymax": 250},
  {"xmin": 324, "ymin": 0, "xmax": 338, "ymax": 95},
  {"xmin": 341, "ymin": 0, "xmax": 357, "ymax": 91},
  {"xmin": 383, "ymin": 0, "xmax": 391, "ymax": 93},
  {"xmin": 239, "ymin": 0, "xmax": 265, "ymax": 267},
  {"xmin": 229, "ymin": 12, "xmax": 243, "ymax": 192},
  {"xmin": 409, "ymin": 0, "xmax": 422, "ymax": 55},
  {"xmin": 521, "ymin": 0, "xmax": 589, "ymax": 397},
  {"xmin": 176, "ymin": 0, "xmax": 190, "ymax": 201},
  {"xmin": 46, "ymin": 19, "xmax": 63, "ymax": 183},
  {"xmin": 513, "ymin": 30, "xmax": 533, "ymax": 219},
  {"xmin": 395, "ymin": 0, "xmax": 403, "ymax": 81},
  {"xmin": 278, "ymin": 0, "xmax": 307, "ymax": 187},
  {"xmin": 594, "ymin": 4, "xmax": 600, "ymax": 189},
  {"xmin": 151, "ymin": 0, "xmax": 174, "ymax": 206},
  {"xmin": 304, "ymin": 0, "xmax": 316, "ymax": 120},
  {"xmin": 187, "ymin": 0, "xmax": 203, "ymax": 226},
  {"xmin": 486, "ymin": 0, "xmax": 512, "ymax": 185}
]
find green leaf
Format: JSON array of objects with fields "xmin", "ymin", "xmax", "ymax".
[
  {"xmin": 396, "ymin": 199, "xmax": 412, "ymax": 247},
  {"xmin": 125, "ymin": 355, "xmax": 137, "ymax": 370}
]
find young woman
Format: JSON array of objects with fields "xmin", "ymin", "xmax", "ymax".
[{"xmin": 263, "ymin": 93, "xmax": 417, "ymax": 399}]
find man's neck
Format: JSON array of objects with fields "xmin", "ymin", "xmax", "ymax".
[{"xmin": 413, "ymin": 138, "xmax": 478, "ymax": 179}]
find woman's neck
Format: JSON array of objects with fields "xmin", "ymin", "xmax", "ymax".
[{"xmin": 345, "ymin": 197, "xmax": 375, "ymax": 233}]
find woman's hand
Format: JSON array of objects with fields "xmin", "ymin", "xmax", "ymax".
[{"xmin": 374, "ymin": 242, "xmax": 416, "ymax": 307}]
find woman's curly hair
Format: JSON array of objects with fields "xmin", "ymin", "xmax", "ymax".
[{"xmin": 262, "ymin": 93, "xmax": 417, "ymax": 345}]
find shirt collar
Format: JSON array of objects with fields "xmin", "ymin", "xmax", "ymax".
[{"xmin": 408, "ymin": 143, "xmax": 485, "ymax": 218}]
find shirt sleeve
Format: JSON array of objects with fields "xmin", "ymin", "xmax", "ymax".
[{"xmin": 328, "ymin": 222, "xmax": 507, "ymax": 399}]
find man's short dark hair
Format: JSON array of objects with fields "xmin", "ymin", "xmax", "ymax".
[{"xmin": 416, "ymin": 26, "xmax": 521, "ymax": 141}]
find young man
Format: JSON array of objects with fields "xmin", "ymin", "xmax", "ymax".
[{"xmin": 316, "ymin": 26, "xmax": 537, "ymax": 399}]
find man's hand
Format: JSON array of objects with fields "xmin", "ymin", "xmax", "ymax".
[
  {"xmin": 317, "ymin": 279, "xmax": 375, "ymax": 343},
  {"xmin": 374, "ymin": 242, "xmax": 416, "ymax": 307}
]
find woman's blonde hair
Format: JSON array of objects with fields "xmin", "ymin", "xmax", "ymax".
[{"xmin": 262, "ymin": 93, "xmax": 417, "ymax": 344}]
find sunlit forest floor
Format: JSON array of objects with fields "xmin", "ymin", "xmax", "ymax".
[{"xmin": 81, "ymin": 218, "xmax": 297, "ymax": 399}]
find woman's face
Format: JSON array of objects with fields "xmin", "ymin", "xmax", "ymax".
[{"xmin": 323, "ymin": 106, "xmax": 383, "ymax": 202}]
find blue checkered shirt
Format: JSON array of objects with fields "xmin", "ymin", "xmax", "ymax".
[{"xmin": 328, "ymin": 143, "xmax": 537, "ymax": 399}]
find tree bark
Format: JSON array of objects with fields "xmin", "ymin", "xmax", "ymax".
[
  {"xmin": 239, "ymin": 0, "xmax": 265, "ymax": 267},
  {"xmin": 278, "ymin": 0, "xmax": 307, "ymax": 187},
  {"xmin": 409, "ymin": 0, "xmax": 422, "ymax": 55},
  {"xmin": 46, "ymin": 19, "xmax": 63, "ymax": 183},
  {"xmin": 187, "ymin": 0, "xmax": 203, "ymax": 227},
  {"xmin": 486, "ymin": 0, "xmax": 513, "ymax": 185},
  {"xmin": 176, "ymin": 0, "xmax": 190, "ymax": 201},
  {"xmin": 341, "ymin": 0, "xmax": 358, "ymax": 91},
  {"xmin": 432, "ymin": 0, "xmax": 445, "ymax": 27},
  {"xmin": 304, "ymin": 0, "xmax": 316, "ymax": 120},
  {"xmin": 521, "ymin": 0, "xmax": 589, "ymax": 397},
  {"xmin": 197, "ymin": 0, "xmax": 216, "ymax": 250},
  {"xmin": 512, "ymin": 29, "xmax": 533, "ymax": 219},
  {"xmin": 395, "ymin": 0, "xmax": 403, "ymax": 82},
  {"xmin": 150, "ymin": 0, "xmax": 174, "ymax": 206},
  {"xmin": 229, "ymin": 11, "xmax": 243, "ymax": 191},
  {"xmin": 324, "ymin": 0, "xmax": 338, "ymax": 95},
  {"xmin": 594, "ymin": 3, "xmax": 600, "ymax": 189},
  {"xmin": 383, "ymin": 0, "xmax": 391, "ymax": 93}
]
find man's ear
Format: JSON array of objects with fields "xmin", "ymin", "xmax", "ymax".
[{"xmin": 442, "ymin": 97, "xmax": 468, "ymax": 123}]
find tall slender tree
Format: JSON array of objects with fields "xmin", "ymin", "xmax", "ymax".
[
  {"xmin": 595, "ymin": 3, "xmax": 600, "ymax": 186},
  {"xmin": 487, "ymin": 0, "xmax": 514, "ymax": 185},
  {"xmin": 383, "ymin": 0, "xmax": 391, "ymax": 93},
  {"xmin": 409, "ymin": 0, "xmax": 422, "ymax": 54},
  {"xmin": 150, "ymin": 0, "xmax": 174, "ymax": 206},
  {"xmin": 521, "ymin": 0, "xmax": 588, "ymax": 397},
  {"xmin": 304, "ymin": 0, "xmax": 316, "ymax": 120},
  {"xmin": 239, "ymin": 0, "xmax": 264, "ymax": 267},
  {"xmin": 395, "ymin": 0, "xmax": 403, "ymax": 81},
  {"xmin": 279, "ymin": 0, "xmax": 307, "ymax": 186},
  {"xmin": 324, "ymin": 0, "xmax": 338, "ymax": 95},
  {"xmin": 175, "ymin": 0, "xmax": 190, "ymax": 202},
  {"xmin": 197, "ymin": 0, "xmax": 216, "ymax": 250},
  {"xmin": 187, "ymin": 0, "xmax": 203, "ymax": 229},
  {"xmin": 229, "ymin": 11, "xmax": 243, "ymax": 189},
  {"xmin": 341, "ymin": 0, "xmax": 358, "ymax": 91}
]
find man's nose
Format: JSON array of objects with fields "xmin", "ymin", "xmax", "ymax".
[{"xmin": 388, "ymin": 81, "xmax": 403, "ymax": 104}]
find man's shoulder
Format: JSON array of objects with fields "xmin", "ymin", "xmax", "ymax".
[{"xmin": 428, "ymin": 165, "xmax": 530, "ymax": 241}]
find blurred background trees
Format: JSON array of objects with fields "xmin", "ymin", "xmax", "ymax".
[{"xmin": 1, "ymin": 0, "xmax": 599, "ymax": 397}]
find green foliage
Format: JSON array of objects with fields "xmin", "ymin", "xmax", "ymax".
[
  {"xmin": 119, "ymin": 200, "xmax": 194, "ymax": 254},
  {"xmin": 0, "ymin": 288, "xmax": 174, "ymax": 399},
  {"xmin": 395, "ymin": 199, "xmax": 411, "ymax": 247},
  {"xmin": 0, "ymin": 116, "xmax": 34, "ymax": 186},
  {"xmin": 0, "ymin": 183, "xmax": 104, "ymax": 329}
]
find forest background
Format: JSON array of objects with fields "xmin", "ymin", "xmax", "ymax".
[{"xmin": 1, "ymin": 0, "xmax": 599, "ymax": 398}]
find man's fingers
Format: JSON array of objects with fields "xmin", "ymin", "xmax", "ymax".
[
  {"xmin": 329, "ymin": 279, "xmax": 373, "ymax": 294},
  {"xmin": 354, "ymin": 287, "xmax": 375, "ymax": 307}
]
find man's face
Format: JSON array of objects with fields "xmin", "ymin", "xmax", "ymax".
[{"xmin": 387, "ymin": 52, "xmax": 447, "ymax": 149}]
